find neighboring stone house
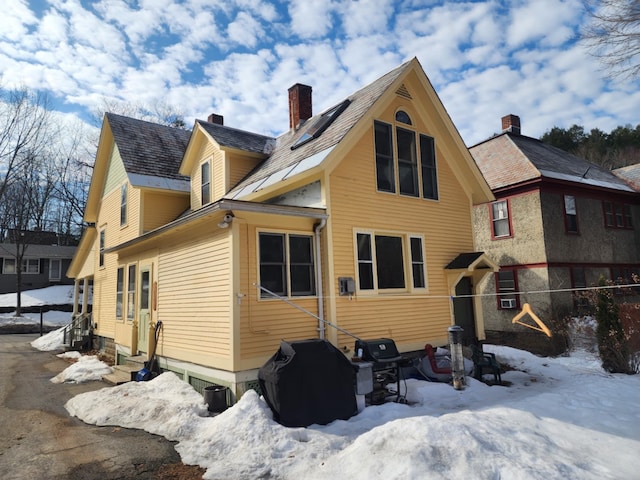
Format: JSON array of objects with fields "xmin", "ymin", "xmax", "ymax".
[
  {"xmin": 0, "ymin": 230, "xmax": 77, "ymax": 294},
  {"xmin": 470, "ymin": 115, "xmax": 640, "ymax": 355}
]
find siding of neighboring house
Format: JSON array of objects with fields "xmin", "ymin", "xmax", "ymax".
[
  {"xmin": 0, "ymin": 251, "xmax": 75, "ymax": 294},
  {"xmin": 471, "ymin": 126, "xmax": 639, "ymax": 354}
]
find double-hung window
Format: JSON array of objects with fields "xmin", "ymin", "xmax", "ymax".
[
  {"xmin": 120, "ymin": 183, "xmax": 128, "ymax": 226},
  {"xmin": 127, "ymin": 264, "xmax": 136, "ymax": 320},
  {"xmin": 99, "ymin": 229, "xmax": 105, "ymax": 267},
  {"xmin": 356, "ymin": 232, "xmax": 426, "ymax": 292},
  {"xmin": 571, "ymin": 267, "xmax": 589, "ymax": 307},
  {"xmin": 4, "ymin": 258, "xmax": 40, "ymax": 274},
  {"xmin": 25, "ymin": 259, "xmax": 39, "ymax": 274},
  {"xmin": 116, "ymin": 267, "xmax": 124, "ymax": 318},
  {"xmin": 496, "ymin": 270, "xmax": 518, "ymax": 309},
  {"xmin": 374, "ymin": 111, "xmax": 439, "ymax": 200},
  {"xmin": 396, "ymin": 127, "xmax": 419, "ymax": 197},
  {"xmin": 603, "ymin": 201, "xmax": 633, "ymax": 229},
  {"xmin": 491, "ymin": 200, "xmax": 511, "ymax": 238},
  {"xmin": 49, "ymin": 259, "xmax": 62, "ymax": 281},
  {"xmin": 564, "ymin": 195, "xmax": 578, "ymax": 234},
  {"xmin": 201, "ymin": 161, "xmax": 211, "ymax": 205},
  {"xmin": 2, "ymin": 258, "xmax": 16, "ymax": 274},
  {"xmin": 259, "ymin": 232, "xmax": 315, "ymax": 298}
]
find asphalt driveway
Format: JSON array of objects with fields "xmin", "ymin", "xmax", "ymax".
[{"xmin": 0, "ymin": 334, "xmax": 204, "ymax": 480}]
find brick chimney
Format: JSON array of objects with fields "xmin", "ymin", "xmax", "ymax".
[
  {"xmin": 502, "ymin": 114, "xmax": 521, "ymax": 135},
  {"xmin": 288, "ymin": 83, "xmax": 312, "ymax": 129},
  {"xmin": 208, "ymin": 113, "xmax": 224, "ymax": 125}
]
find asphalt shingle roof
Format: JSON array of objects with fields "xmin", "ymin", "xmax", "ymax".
[
  {"xmin": 106, "ymin": 113, "xmax": 191, "ymax": 181},
  {"xmin": 471, "ymin": 133, "xmax": 634, "ymax": 193},
  {"xmin": 224, "ymin": 59, "xmax": 413, "ymax": 195},
  {"xmin": 196, "ymin": 120, "xmax": 275, "ymax": 155},
  {"xmin": 613, "ymin": 163, "xmax": 640, "ymax": 192}
]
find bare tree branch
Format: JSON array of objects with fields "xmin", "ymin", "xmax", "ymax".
[{"xmin": 582, "ymin": 0, "xmax": 640, "ymax": 80}]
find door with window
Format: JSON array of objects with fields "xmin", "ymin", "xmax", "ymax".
[
  {"xmin": 138, "ymin": 267, "xmax": 152, "ymax": 353},
  {"xmin": 453, "ymin": 277, "xmax": 476, "ymax": 345}
]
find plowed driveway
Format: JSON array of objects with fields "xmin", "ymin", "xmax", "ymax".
[{"xmin": 0, "ymin": 334, "xmax": 195, "ymax": 480}]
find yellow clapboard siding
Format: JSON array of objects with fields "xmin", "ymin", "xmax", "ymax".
[
  {"xmin": 142, "ymin": 191, "xmax": 189, "ymax": 232},
  {"xmin": 326, "ymin": 108, "xmax": 476, "ymax": 350},
  {"xmin": 157, "ymin": 232, "xmax": 233, "ymax": 358}
]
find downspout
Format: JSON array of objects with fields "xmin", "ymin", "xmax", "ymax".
[{"xmin": 314, "ymin": 218, "xmax": 327, "ymax": 340}]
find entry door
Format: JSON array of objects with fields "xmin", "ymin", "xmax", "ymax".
[
  {"xmin": 138, "ymin": 267, "xmax": 152, "ymax": 353},
  {"xmin": 453, "ymin": 277, "xmax": 476, "ymax": 345}
]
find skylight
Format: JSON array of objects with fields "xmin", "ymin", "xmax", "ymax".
[{"xmin": 291, "ymin": 99, "xmax": 351, "ymax": 150}]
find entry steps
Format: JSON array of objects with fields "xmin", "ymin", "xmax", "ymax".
[{"xmin": 102, "ymin": 354, "xmax": 147, "ymax": 385}]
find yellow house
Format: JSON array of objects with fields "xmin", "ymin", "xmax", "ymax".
[{"xmin": 68, "ymin": 57, "xmax": 497, "ymax": 399}]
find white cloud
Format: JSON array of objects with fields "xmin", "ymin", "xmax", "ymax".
[
  {"xmin": 0, "ymin": 0, "xmax": 637, "ymax": 150},
  {"xmin": 0, "ymin": 0, "xmax": 38, "ymax": 42},
  {"xmin": 289, "ymin": 0, "xmax": 337, "ymax": 39},
  {"xmin": 339, "ymin": 0, "xmax": 394, "ymax": 37},
  {"xmin": 507, "ymin": 0, "xmax": 581, "ymax": 48},
  {"xmin": 227, "ymin": 12, "xmax": 264, "ymax": 48}
]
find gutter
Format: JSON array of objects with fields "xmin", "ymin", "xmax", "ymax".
[
  {"xmin": 314, "ymin": 218, "xmax": 327, "ymax": 340},
  {"xmin": 104, "ymin": 198, "xmax": 327, "ymax": 254}
]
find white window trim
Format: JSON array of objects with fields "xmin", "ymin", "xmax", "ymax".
[
  {"xmin": 120, "ymin": 183, "xmax": 128, "ymax": 227},
  {"xmin": 374, "ymin": 111, "xmax": 440, "ymax": 201},
  {"xmin": 201, "ymin": 159, "xmax": 211, "ymax": 206},
  {"xmin": 49, "ymin": 259, "xmax": 62, "ymax": 281},
  {"xmin": 257, "ymin": 229, "xmax": 317, "ymax": 300},
  {"xmin": 3, "ymin": 258, "xmax": 16, "ymax": 274},
  {"xmin": 354, "ymin": 229, "xmax": 428, "ymax": 295}
]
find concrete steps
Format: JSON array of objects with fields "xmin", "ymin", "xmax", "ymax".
[{"xmin": 102, "ymin": 355, "xmax": 147, "ymax": 385}]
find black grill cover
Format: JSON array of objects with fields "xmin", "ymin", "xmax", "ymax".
[{"xmin": 258, "ymin": 339, "xmax": 357, "ymax": 427}]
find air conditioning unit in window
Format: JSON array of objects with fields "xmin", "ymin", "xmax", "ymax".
[{"xmin": 500, "ymin": 298, "xmax": 517, "ymax": 309}]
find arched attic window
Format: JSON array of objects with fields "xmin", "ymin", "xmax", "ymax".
[{"xmin": 395, "ymin": 110, "xmax": 412, "ymax": 125}]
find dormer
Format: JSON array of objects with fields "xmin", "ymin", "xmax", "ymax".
[{"xmin": 180, "ymin": 116, "xmax": 274, "ymax": 209}]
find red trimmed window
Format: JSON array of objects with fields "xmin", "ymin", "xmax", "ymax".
[
  {"xmin": 564, "ymin": 195, "xmax": 578, "ymax": 234},
  {"xmin": 490, "ymin": 200, "xmax": 511, "ymax": 238},
  {"xmin": 496, "ymin": 270, "xmax": 519, "ymax": 309},
  {"xmin": 603, "ymin": 201, "xmax": 633, "ymax": 229}
]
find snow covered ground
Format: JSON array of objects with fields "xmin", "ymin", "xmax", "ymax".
[
  {"xmin": 16, "ymin": 286, "xmax": 640, "ymax": 479},
  {"xmin": 0, "ymin": 285, "xmax": 76, "ymax": 327},
  {"xmin": 59, "ymin": 346, "xmax": 640, "ymax": 480}
]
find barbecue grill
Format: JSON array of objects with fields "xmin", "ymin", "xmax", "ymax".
[{"xmin": 354, "ymin": 338, "xmax": 403, "ymax": 404}]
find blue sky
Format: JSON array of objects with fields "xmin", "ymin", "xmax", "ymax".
[{"xmin": 1, "ymin": 0, "xmax": 639, "ymax": 146}]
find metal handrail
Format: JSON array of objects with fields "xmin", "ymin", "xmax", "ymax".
[{"xmin": 62, "ymin": 312, "xmax": 92, "ymax": 348}]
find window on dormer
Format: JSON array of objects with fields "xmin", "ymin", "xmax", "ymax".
[{"xmin": 201, "ymin": 161, "xmax": 211, "ymax": 205}]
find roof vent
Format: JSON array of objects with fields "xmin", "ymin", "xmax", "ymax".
[
  {"xmin": 502, "ymin": 114, "xmax": 521, "ymax": 135},
  {"xmin": 395, "ymin": 84, "xmax": 412, "ymax": 99}
]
